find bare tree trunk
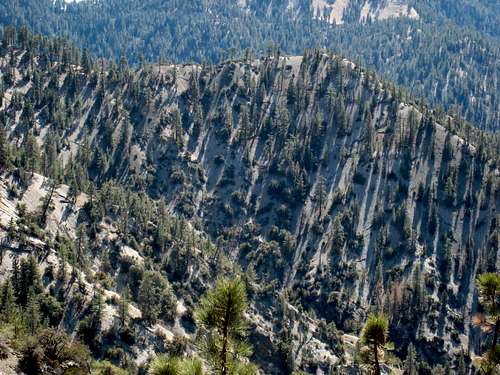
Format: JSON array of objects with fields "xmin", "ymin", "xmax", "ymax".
[
  {"xmin": 373, "ymin": 343, "xmax": 381, "ymax": 375},
  {"xmin": 40, "ymin": 183, "xmax": 55, "ymax": 225}
]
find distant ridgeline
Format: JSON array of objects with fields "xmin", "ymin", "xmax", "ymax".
[
  {"xmin": 0, "ymin": 27, "xmax": 498, "ymax": 374},
  {"xmin": 0, "ymin": 0, "xmax": 500, "ymax": 131}
]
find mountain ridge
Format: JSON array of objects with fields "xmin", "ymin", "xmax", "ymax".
[
  {"xmin": 0, "ymin": 30, "xmax": 498, "ymax": 373},
  {"xmin": 0, "ymin": 26, "xmax": 500, "ymax": 373},
  {"xmin": 2, "ymin": 0, "xmax": 499, "ymax": 132}
]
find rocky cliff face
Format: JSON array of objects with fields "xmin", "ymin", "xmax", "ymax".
[
  {"xmin": 0, "ymin": 37, "xmax": 498, "ymax": 372},
  {"xmin": 237, "ymin": 0, "xmax": 418, "ymax": 24}
]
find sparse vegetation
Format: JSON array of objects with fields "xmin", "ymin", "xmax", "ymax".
[{"xmin": 0, "ymin": 24, "xmax": 497, "ymax": 375}]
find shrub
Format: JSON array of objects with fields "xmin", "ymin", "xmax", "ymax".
[
  {"xmin": 93, "ymin": 360, "xmax": 128, "ymax": 375},
  {"xmin": 0, "ymin": 339, "xmax": 10, "ymax": 360},
  {"xmin": 18, "ymin": 328, "xmax": 90, "ymax": 375}
]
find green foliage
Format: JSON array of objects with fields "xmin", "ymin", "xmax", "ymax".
[
  {"xmin": 93, "ymin": 360, "xmax": 129, "ymax": 375},
  {"xmin": 361, "ymin": 314, "xmax": 389, "ymax": 375},
  {"xmin": 0, "ymin": 279, "xmax": 15, "ymax": 321},
  {"xmin": 78, "ymin": 290, "xmax": 103, "ymax": 353},
  {"xmin": 195, "ymin": 277, "xmax": 255, "ymax": 375},
  {"xmin": 15, "ymin": 255, "xmax": 43, "ymax": 306},
  {"xmin": 477, "ymin": 273, "xmax": 500, "ymax": 318},
  {"xmin": 362, "ymin": 314, "xmax": 388, "ymax": 348},
  {"xmin": 148, "ymin": 355, "xmax": 204, "ymax": 375},
  {"xmin": 330, "ymin": 214, "xmax": 345, "ymax": 253},
  {"xmin": 404, "ymin": 343, "xmax": 418, "ymax": 375},
  {"xmin": 18, "ymin": 328, "xmax": 90, "ymax": 375},
  {"xmin": 0, "ymin": 23, "xmax": 497, "ymax": 375},
  {"xmin": 118, "ymin": 287, "xmax": 130, "ymax": 327},
  {"xmin": 475, "ymin": 273, "xmax": 500, "ymax": 374},
  {"xmin": 1, "ymin": 1, "xmax": 500, "ymax": 130},
  {"xmin": 138, "ymin": 271, "xmax": 177, "ymax": 324}
]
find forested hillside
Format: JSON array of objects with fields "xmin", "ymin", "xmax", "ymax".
[
  {"xmin": 0, "ymin": 29, "xmax": 498, "ymax": 374},
  {"xmin": 0, "ymin": 0, "xmax": 499, "ymax": 131}
]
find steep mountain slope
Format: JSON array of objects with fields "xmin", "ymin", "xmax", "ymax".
[
  {"xmin": 416, "ymin": 0, "xmax": 500, "ymax": 39},
  {"xmin": 325, "ymin": 21, "xmax": 500, "ymax": 133},
  {"xmin": 0, "ymin": 32, "xmax": 498, "ymax": 373},
  {"xmin": 240, "ymin": 0, "xmax": 419, "ymax": 23},
  {"xmin": 1, "ymin": 1, "xmax": 500, "ymax": 131}
]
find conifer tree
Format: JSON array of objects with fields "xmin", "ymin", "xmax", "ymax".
[
  {"xmin": 0, "ymin": 279, "xmax": 15, "ymax": 321},
  {"xmin": 39, "ymin": 179, "xmax": 58, "ymax": 226},
  {"xmin": 195, "ymin": 277, "xmax": 257, "ymax": 375},
  {"xmin": 330, "ymin": 214, "xmax": 345, "ymax": 253},
  {"xmin": 75, "ymin": 224, "xmax": 89, "ymax": 268},
  {"xmin": 222, "ymin": 100, "xmax": 233, "ymax": 141},
  {"xmin": 17, "ymin": 256, "xmax": 42, "ymax": 306},
  {"xmin": 458, "ymin": 351, "xmax": 467, "ymax": 375},
  {"xmin": 25, "ymin": 288, "xmax": 41, "ymax": 335},
  {"xmin": 475, "ymin": 273, "xmax": 500, "ymax": 374},
  {"xmin": 361, "ymin": 314, "xmax": 389, "ymax": 375},
  {"xmin": 238, "ymin": 105, "xmax": 251, "ymax": 142},
  {"xmin": 21, "ymin": 131, "xmax": 41, "ymax": 177},
  {"xmin": 138, "ymin": 271, "xmax": 176, "ymax": 323},
  {"xmin": 314, "ymin": 176, "xmax": 327, "ymax": 218},
  {"xmin": 79, "ymin": 288, "xmax": 103, "ymax": 352},
  {"xmin": 7, "ymin": 218, "xmax": 16, "ymax": 242},
  {"xmin": 172, "ymin": 109, "xmax": 184, "ymax": 148},
  {"xmin": 148, "ymin": 356, "xmax": 204, "ymax": 375},
  {"xmin": 404, "ymin": 343, "xmax": 418, "ymax": 375},
  {"xmin": 0, "ymin": 125, "xmax": 10, "ymax": 171},
  {"xmin": 119, "ymin": 287, "xmax": 130, "ymax": 327}
]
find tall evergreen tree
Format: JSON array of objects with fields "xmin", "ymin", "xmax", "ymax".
[
  {"xmin": 195, "ymin": 277, "xmax": 257, "ymax": 375},
  {"xmin": 25, "ymin": 289, "xmax": 41, "ymax": 335},
  {"xmin": 314, "ymin": 176, "xmax": 327, "ymax": 219},
  {"xmin": 475, "ymin": 273, "xmax": 500, "ymax": 374},
  {"xmin": 0, "ymin": 279, "xmax": 15, "ymax": 321},
  {"xmin": 404, "ymin": 343, "xmax": 418, "ymax": 375},
  {"xmin": 118, "ymin": 287, "xmax": 130, "ymax": 328},
  {"xmin": 361, "ymin": 314, "xmax": 389, "ymax": 375}
]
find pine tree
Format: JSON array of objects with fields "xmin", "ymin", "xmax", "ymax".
[
  {"xmin": 475, "ymin": 273, "xmax": 500, "ymax": 374},
  {"xmin": 138, "ymin": 271, "xmax": 176, "ymax": 323},
  {"xmin": 81, "ymin": 48, "xmax": 92, "ymax": 74},
  {"xmin": 195, "ymin": 277, "xmax": 257, "ymax": 375},
  {"xmin": 11, "ymin": 257, "xmax": 20, "ymax": 299},
  {"xmin": 75, "ymin": 224, "xmax": 89, "ymax": 268},
  {"xmin": 238, "ymin": 105, "xmax": 251, "ymax": 142},
  {"xmin": 314, "ymin": 176, "xmax": 327, "ymax": 218},
  {"xmin": 21, "ymin": 131, "xmax": 41, "ymax": 177},
  {"xmin": 411, "ymin": 263, "xmax": 424, "ymax": 313},
  {"xmin": 404, "ymin": 343, "xmax": 418, "ymax": 375},
  {"xmin": 222, "ymin": 100, "xmax": 233, "ymax": 141},
  {"xmin": 330, "ymin": 214, "xmax": 345, "ymax": 253},
  {"xmin": 79, "ymin": 288, "xmax": 103, "ymax": 352},
  {"xmin": 25, "ymin": 288, "xmax": 41, "ymax": 335},
  {"xmin": 0, "ymin": 279, "xmax": 15, "ymax": 321},
  {"xmin": 444, "ymin": 173, "xmax": 455, "ymax": 206},
  {"xmin": 458, "ymin": 350, "xmax": 467, "ymax": 375},
  {"xmin": 361, "ymin": 314, "xmax": 389, "ymax": 375},
  {"xmin": 148, "ymin": 356, "xmax": 204, "ymax": 375},
  {"xmin": 39, "ymin": 179, "xmax": 58, "ymax": 226},
  {"xmin": 364, "ymin": 107, "xmax": 374, "ymax": 158},
  {"xmin": 118, "ymin": 287, "xmax": 130, "ymax": 327},
  {"xmin": 0, "ymin": 125, "xmax": 10, "ymax": 171},
  {"xmin": 172, "ymin": 109, "xmax": 184, "ymax": 148},
  {"xmin": 7, "ymin": 218, "xmax": 16, "ymax": 242},
  {"xmin": 18, "ymin": 256, "xmax": 42, "ymax": 306}
]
